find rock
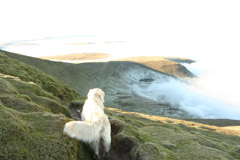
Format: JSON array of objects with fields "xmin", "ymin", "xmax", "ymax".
[
  {"xmin": 162, "ymin": 141, "xmax": 177, "ymax": 150},
  {"xmin": 139, "ymin": 78, "xmax": 154, "ymax": 82},
  {"xmin": 69, "ymin": 100, "xmax": 85, "ymax": 120},
  {"xmin": 134, "ymin": 143, "xmax": 162, "ymax": 160},
  {"xmin": 70, "ymin": 100, "xmax": 85, "ymax": 109},
  {"xmin": 110, "ymin": 119, "xmax": 125, "ymax": 136},
  {"xmin": 110, "ymin": 134, "xmax": 139, "ymax": 160}
]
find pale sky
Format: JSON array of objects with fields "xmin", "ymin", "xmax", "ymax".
[
  {"xmin": 1, "ymin": 0, "xmax": 240, "ymax": 46},
  {"xmin": 1, "ymin": 0, "xmax": 240, "ymax": 59}
]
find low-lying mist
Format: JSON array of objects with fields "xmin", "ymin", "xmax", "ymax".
[{"xmin": 132, "ymin": 59, "xmax": 240, "ymax": 120}]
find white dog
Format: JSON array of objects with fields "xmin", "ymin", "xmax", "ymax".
[{"xmin": 63, "ymin": 88, "xmax": 111, "ymax": 157}]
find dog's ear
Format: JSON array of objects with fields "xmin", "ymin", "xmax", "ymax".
[
  {"xmin": 87, "ymin": 88, "xmax": 105, "ymax": 102},
  {"xmin": 96, "ymin": 89, "xmax": 105, "ymax": 103}
]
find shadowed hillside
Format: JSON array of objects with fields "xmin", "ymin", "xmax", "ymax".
[
  {"xmin": 1, "ymin": 51, "xmax": 240, "ymax": 159},
  {"xmin": 2, "ymin": 50, "xmax": 195, "ymax": 119}
]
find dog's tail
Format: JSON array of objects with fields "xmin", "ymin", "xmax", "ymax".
[{"xmin": 63, "ymin": 118, "xmax": 103, "ymax": 143}]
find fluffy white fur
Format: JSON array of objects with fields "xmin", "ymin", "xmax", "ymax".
[{"xmin": 63, "ymin": 88, "xmax": 111, "ymax": 156}]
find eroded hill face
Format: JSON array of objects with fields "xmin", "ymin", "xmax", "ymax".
[{"xmin": 117, "ymin": 56, "xmax": 195, "ymax": 78}]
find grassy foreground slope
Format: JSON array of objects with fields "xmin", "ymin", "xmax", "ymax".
[
  {"xmin": 0, "ymin": 52, "xmax": 93, "ymax": 160},
  {"xmin": 0, "ymin": 79, "xmax": 90, "ymax": 159}
]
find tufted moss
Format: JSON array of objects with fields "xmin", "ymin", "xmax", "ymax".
[
  {"xmin": 0, "ymin": 75, "xmax": 92, "ymax": 160},
  {"xmin": 0, "ymin": 54, "xmax": 91, "ymax": 160},
  {"xmin": 0, "ymin": 95, "xmax": 47, "ymax": 113},
  {"xmin": 0, "ymin": 76, "xmax": 70, "ymax": 117},
  {"xmin": 0, "ymin": 105, "xmax": 79, "ymax": 160}
]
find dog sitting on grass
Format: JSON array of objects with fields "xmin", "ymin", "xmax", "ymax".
[{"xmin": 64, "ymin": 88, "xmax": 111, "ymax": 158}]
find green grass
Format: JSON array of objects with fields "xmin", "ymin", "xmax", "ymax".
[
  {"xmin": 0, "ymin": 105, "xmax": 79, "ymax": 160},
  {"xmin": 106, "ymin": 108, "xmax": 240, "ymax": 160},
  {"xmin": 0, "ymin": 54, "xmax": 94, "ymax": 160},
  {"xmin": 0, "ymin": 73, "xmax": 91, "ymax": 160},
  {"xmin": 0, "ymin": 51, "xmax": 80, "ymax": 102},
  {"xmin": 0, "ymin": 75, "xmax": 70, "ymax": 117}
]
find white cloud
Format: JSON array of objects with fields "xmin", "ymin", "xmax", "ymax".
[{"xmin": 133, "ymin": 76, "xmax": 240, "ymax": 120}]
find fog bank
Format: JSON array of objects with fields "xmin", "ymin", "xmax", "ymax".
[{"xmin": 132, "ymin": 56, "xmax": 240, "ymax": 120}]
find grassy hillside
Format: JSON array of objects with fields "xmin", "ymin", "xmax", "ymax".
[
  {"xmin": 0, "ymin": 51, "xmax": 80, "ymax": 103},
  {"xmin": 0, "ymin": 53, "xmax": 94, "ymax": 159},
  {"xmin": 105, "ymin": 108, "xmax": 240, "ymax": 160},
  {"xmin": 1, "ymin": 50, "xmax": 240, "ymax": 159},
  {"xmin": 0, "ymin": 73, "xmax": 93, "ymax": 159},
  {"xmin": 40, "ymin": 53, "xmax": 109, "ymax": 61},
  {"xmin": 3, "ymin": 50, "xmax": 193, "ymax": 79},
  {"xmin": 2, "ymin": 50, "xmax": 172, "ymax": 95}
]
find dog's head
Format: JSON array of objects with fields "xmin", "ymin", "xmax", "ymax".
[{"xmin": 87, "ymin": 88, "xmax": 105, "ymax": 103}]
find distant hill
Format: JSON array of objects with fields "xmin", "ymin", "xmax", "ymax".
[
  {"xmin": 1, "ymin": 50, "xmax": 240, "ymax": 160},
  {"xmin": 117, "ymin": 56, "xmax": 195, "ymax": 78},
  {"xmin": 41, "ymin": 53, "xmax": 195, "ymax": 78},
  {"xmin": 40, "ymin": 53, "xmax": 109, "ymax": 61}
]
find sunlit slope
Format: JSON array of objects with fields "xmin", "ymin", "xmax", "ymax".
[
  {"xmin": 105, "ymin": 107, "xmax": 240, "ymax": 160},
  {"xmin": 40, "ymin": 53, "xmax": 109, "ymax": 61},
  {"xmin": 117, "ymin": 56, "xmax": 195, "ymax": 78}
]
